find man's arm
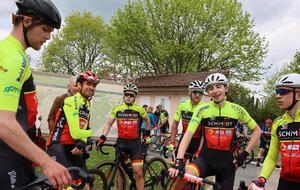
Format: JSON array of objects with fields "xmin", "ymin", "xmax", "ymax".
[
  {"xmin": 143, "ymin": 114, "xmax": 150, "ymax": 130},
  {"xmin": 245, "ymin": 125, "xmax": 261, "ymax": 153},
  {"xmin": 101, "ymin": 117, "xmax": 115, "ymax": 136},
  {"xmin": 47, "ymin": 96, "xmax": 62, "ymax": 131},
  {"xmin": 170, "ymin": 120, "xmax": 179, "ymax": 143},
  {"xmin": 0, "ymin": 110, "xmax": 72, "ymax": 187}
]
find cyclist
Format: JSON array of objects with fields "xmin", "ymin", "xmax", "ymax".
[
  {"xmin": 48, "ymin": 76, "xmax": 78, "ymax": 132},
  {"xmin": 47, "ymin": 71, "xmax": 99, "ymax": 190},
  {"xmin": 249, "ymin": 73, "xmax": 300, "ymax": 190},
  {"xmin": 97, "ymin": 83, "xmax": 150, "ymax": 190},
  {"xmin": 256, "ymin": 118, "xmax": 272, "ymax": 167},
  {"xmin": 169, "ymin": 73, "xmax": 261, "ymax": 190},
  {"xmin": 169, "ymin": 80, "xmax": 206, "ymax": 188},
  {"xmin": 235, "ymin": 120, "xmax": 247, "ymax": 139},
  {"xmin": 157, "ymin": 104, "xmax": 170, "ymax": 134},
  {"xmin": 0, "ymin": 0, "xmax": 72, "ymax": 189}
]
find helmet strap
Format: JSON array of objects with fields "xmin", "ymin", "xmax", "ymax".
[
  {"xmin": 22, "ymin": 20, "xmax": 44, "ymax": 48},
  {"xmin": 286, "ymin": 91, "xmax": 298, "ymax": 111}
]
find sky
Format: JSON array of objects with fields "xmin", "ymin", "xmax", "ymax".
[{"xmin": 1, "ymin": 0, "xmax": 300, "ymax": 93}]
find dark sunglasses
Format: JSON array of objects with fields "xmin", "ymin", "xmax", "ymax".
[
  {"xmin": 275, "ymin": 88, "xmax": 293, "ymax": 96},
  {"xmin": 124, "ymin": 93, "xmax": 135, "ymax": 97},
  {"xmin": 192, "ymin": 90, "xmax": 204, "ymax": 95}
]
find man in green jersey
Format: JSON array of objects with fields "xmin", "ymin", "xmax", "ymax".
[
  {"xmin": 249, "ymin": 73, "xmax": 300, "ymax": 190},
  {"xmin": 97, "ymin": 83, "xmax": 150, "ymax": 190},
  {"xmin": 169, "ymin": 80, "xmax": 206, "ymax": 188},
  {"xmin": 0, "ymin": 0, "xmax": 72, "ymax": 189}
]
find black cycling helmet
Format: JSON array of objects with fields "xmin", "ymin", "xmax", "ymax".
[{"xmin": 16, "ymin": 0, "xmax": 61, "ymax": 29}]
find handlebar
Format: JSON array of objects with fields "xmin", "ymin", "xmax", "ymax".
[{"xmin": 98, "ymin": 143, "xmax": 125, "ymax": 155}]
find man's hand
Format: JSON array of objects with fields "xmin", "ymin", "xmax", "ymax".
[
  {"xmin": 142, "ymin": 130, "xmax": 151, "ymax": 144},
  {"xmin": 168, "ymin": 158, "xmax": 184, "ymax": 178},
  {"xmin": 233, "ymin": 150, "xmax": 249, "ymax": 167},
  {"xmin": 96, "ymin": 135, "xmax": 107, "ymax": 147},
  {"xmin": 41, "ymin": 158, "xmax": 72, "ymax": 189}
]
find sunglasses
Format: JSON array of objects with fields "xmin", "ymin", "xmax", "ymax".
[
  {"xmin": 124, "ymin": 93, "xmax": 135, "ymax": 97},
  {"xmin": 275, "ymin": 88, "xmax": 293, "ymax": 96},
  {"xmin": 87, "ymin": 76, "xmax": 100, "ymax": 84},
  {"xmin": 192, "ymin": 90, "xmax": 204, "ymax": 95}
]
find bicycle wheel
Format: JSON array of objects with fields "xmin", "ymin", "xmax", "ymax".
[
  {"xmin": 88, "ymin": 168, "xmax": 108, "ymax": 189},
  {"xmin": 148, "ymin": 134, "xmax": 160, "ymax": 152},
  {"xmin": 143, "ymin": 156, "xmax": 168, "ymax": 189},
  {"xmin": 94, "ymin": 161, "xmax": 127, "ymax": 190},
  {"xmin": 245, "ymin": 149, "xmax": 254, "ymax": 164}
]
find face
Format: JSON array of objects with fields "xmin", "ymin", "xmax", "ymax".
[
  {"xmin": 265, "ymin": 122, "xmax": 272, "ymax": 128},
  {"xmin": 124, "ymin": 91, "xmax": 136, "ymax": 104},
  {"xmin": 206, "ymin": 84, "xmax": 228, "ymax": 102},
  {"xmin": 68, "ymin": 78, "xmax": 79, "ymax": 96},
  {"xmin": 275, "ymin": 86, "xmax": 300, "ymax": 109},
  {"xmin": 189, "ymin": 88, "xmax": 204, "ymax": 104},
  {"xmin": 24, "ymin": 17, "xmax": 54, "ymax": 50},
  {"xmin": 80, "ymin": 81, "xmax": 97, "ymax": 99}
]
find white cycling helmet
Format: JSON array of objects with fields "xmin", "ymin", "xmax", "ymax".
[
  {"xmin": 275, "ymin": 73, "xmax": 300, "ymax": 88},
  {"xmin": 189, "ymin": 80, "xmax": 205, "ymax": 90},
  {"xmin": 205, "ymin": 73, "xmax": 228, "ymax": 87},
  {"xmin": 123, "ymin": 83, "xmax": 139, "ymax": 94}
]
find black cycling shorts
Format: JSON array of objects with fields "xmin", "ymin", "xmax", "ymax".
[
  {"xmin": 187, "ymin": 149, "xmax": 236, "ymax": 189},
  {"xmin": 0, "ymin": 147, "xmax": 34, "ymax": 189},
  {"xmin": 116, "ymin": 138, "xmax": 143, "ymax": 165},
  {"xmin": 46, "ymin": 144, "xmax": 88, "ymax": 178},
  {"xmin": 277, "ymin": 177, "xmax": 300, "ymax": 190}
]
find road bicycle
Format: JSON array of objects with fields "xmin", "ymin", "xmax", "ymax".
[
  {"xmin": 233, "ymin": 136, "xmax": 254, "ymax": 168},
  {"xmin": 148, "ymin": 132, "xmax": 181, "ymax": 153},
  {"xmin": 94, "ymin": 142, "xmax": 168, "ymax": 190},
  {"xmin": 162, "ymin": 169, "xmax": 220, "ymax": 190},
  {"xmin": 15, "ymin": 166, "xmax": 92, "ymax": 190}
]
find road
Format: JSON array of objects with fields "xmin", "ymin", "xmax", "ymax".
[{"xmin": 148, "ymin": 151, "xmax": 280, "ymax": 190}]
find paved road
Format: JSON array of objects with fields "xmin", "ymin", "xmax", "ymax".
[{"xmin": 148, "ymin": 151, "xmax": 280, "ymax": 190}]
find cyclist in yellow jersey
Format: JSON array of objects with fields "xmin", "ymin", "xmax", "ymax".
[
  {"xmin": 169, "ymin": 73, "xmax": 261, "ymax": 190},
  {"xmin": 97, "ymin": 84, "xmax": 150, "ymax": 190},
  {"xmin": 249, "ymin": 73, "xmax": 300, "ymax": 190},
  {"xmin": 0, "ymin": 0, "xmax": 72, "ymax": 189},
  {"xmin": 47, "ymin": 71, "xmax": 99, "ymax": 190},
  {"xmin": 170, "ymin": 80, "xmax": 206, "ymax": 189}
]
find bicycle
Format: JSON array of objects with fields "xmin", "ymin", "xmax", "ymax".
[
  {"xmin": 95, "ymin": 142, "xmax": 168, "ymax": 190},
  {"xmin": 148, "ymin": 132, "xmax": 181, "ymax": 153},
  {"xmin": 233, "ymin": 136, "xmax": 254, "ymax": 168},
  {"xmin": 162, "ymin": 170, "xmax": 220, "ymax": 190},
  {"xmin": 16, "ymin": 167, "xmax": 90, "ymax": 190}
]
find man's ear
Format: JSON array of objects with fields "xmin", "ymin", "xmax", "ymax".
[{"xmin": 22, "ymin": 17, "xmax": 33, "ymax": 27}]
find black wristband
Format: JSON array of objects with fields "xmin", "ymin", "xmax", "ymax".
[{"xmin": 100, "ymin": 135, "xmax": 107, "ymax": 141}]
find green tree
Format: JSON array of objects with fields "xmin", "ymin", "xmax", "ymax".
[
  {"xmin": 106, "ymin": 0, "xmax": 268, "ymax": 82},
  {"xmin": 39, "ymin": 11, "xmax": 107, "ymax": 76}
]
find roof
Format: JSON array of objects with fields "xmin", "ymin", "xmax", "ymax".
[{"xmin": 136, "ymin": 71, "xmax": 229, "ymax": 88}]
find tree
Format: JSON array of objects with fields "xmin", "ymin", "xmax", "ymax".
[
  {"xmin": 106, "ymin": 0, "xmax": 268, "ymax": 82},
  {"xmin": 39, "ymin": 11, "xmax": 107, "ymax": 76}
]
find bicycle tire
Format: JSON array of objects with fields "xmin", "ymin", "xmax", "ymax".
[
  {"xmin": 148, "ymin": 134, "xmax": 160, "ymax": 152},
  {"xmin": 88, "ymin": 168, "xmax": 108, "ymax": 189},
  {"xmin": 94, "ymin": 161, "xmax": 127, "ymax": 190},
  {"xmin": 143, "ymin": 156, "xmax": 168, "ymax": 189}
]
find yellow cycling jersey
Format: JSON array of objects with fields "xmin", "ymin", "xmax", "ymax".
[
  {"xmin": 188, "ymin": 101, "xmax": 257, "ymax": 151},
  {"xmin": 173, "ymin": 99, "xmax": 205, "ymax": 138},
  {"xmin": 260, "ymin": 109, "xmax": 300, "ymax": 182},
  {"xmin": 110, "ymin": 102, "xmax": 147, "ymax": 139}
]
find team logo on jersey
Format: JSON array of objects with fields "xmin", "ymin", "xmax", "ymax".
[
  {"xmin": 280, "ymin": 143, "xmax": 287, "ymax": 151},
  {"xmin": 281, "ymin": 122, "xmax": 288, "ymax": 130},
  {"xmin": 287, "ymin": 144, "xmax": 299, "ymax": 150},
  {"xmin": 0, "ymin": 66, "xmax": 8, "ymax": 72}
]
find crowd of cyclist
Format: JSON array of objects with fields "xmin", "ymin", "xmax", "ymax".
[{"xmin": 1, "ymin": 0, "xmax": 300, "ymax": 190}]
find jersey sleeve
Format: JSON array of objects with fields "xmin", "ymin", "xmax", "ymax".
[
  {"xmin": 259, "ymin": 122, "xmax": 280, "ymax": 180},
  {"xmin": 109, "ymin": 105, "xmax": 120, "ymax": 119},
  {"xmin": 63, "ymin": 97, "xmax": 92, "ymax": 140},
  {"xmin": 236, "ymin": 105, "xmax": 257, "ymax": 130},
  {"xmin": 173, "ymin": 102, "xmax": 183, "ymax": 122}
]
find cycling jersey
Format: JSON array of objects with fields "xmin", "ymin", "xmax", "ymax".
[
  {"xmin": 0, "ymin": 35, "xmax": 38, "ymax": 189},
  {"xmin": 173, "ymin": 99, "xmax": 204, "ymax": 138},
  {"xmin": 261, "ymin": 126, "xmax": 271, "ymax": 141},
  {"xmin": 186, "ymin": 101, "xmax": 257, "ymax": 188},
  {"xmin": 47, "ymin": 93, "xmax": 92, "ymax": 146},
  {"xmin": 260, "ymin": 110, "xmax": 300, "ymax": 183},
  {"xmin": 110, "ymin": 102, "xmax": 147, "ymax": 139},
  {"xmin": 188, "ymin": 101, "xmax": 257, "ymax": 151}
]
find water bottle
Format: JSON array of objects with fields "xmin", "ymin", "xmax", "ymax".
[{"xmin": 252, "ymin": 178, "xmax": 265, "ymax": 190}]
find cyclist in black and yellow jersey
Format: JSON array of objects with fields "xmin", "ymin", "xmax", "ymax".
[
  {"xmin": 169, "ymin": 73, "xmax": 261, "ymax": 190},
  {"xmin": 169, "ymin": 80, "xmax": 206, "ymax": 188},
  {"xmin": 249, "ymin": 73, "xmax": 300, "ymax": 190},
  {"xmin": 97, "ymin": 83, "xmax": 150, "ymax": 190},
  {"xmin": 0, "ymin": 0, "xmax": 72, "ymax": 189},
  {"xmin": 47, "ymin": 71, "xmax": 99, "ymax": 190}
]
